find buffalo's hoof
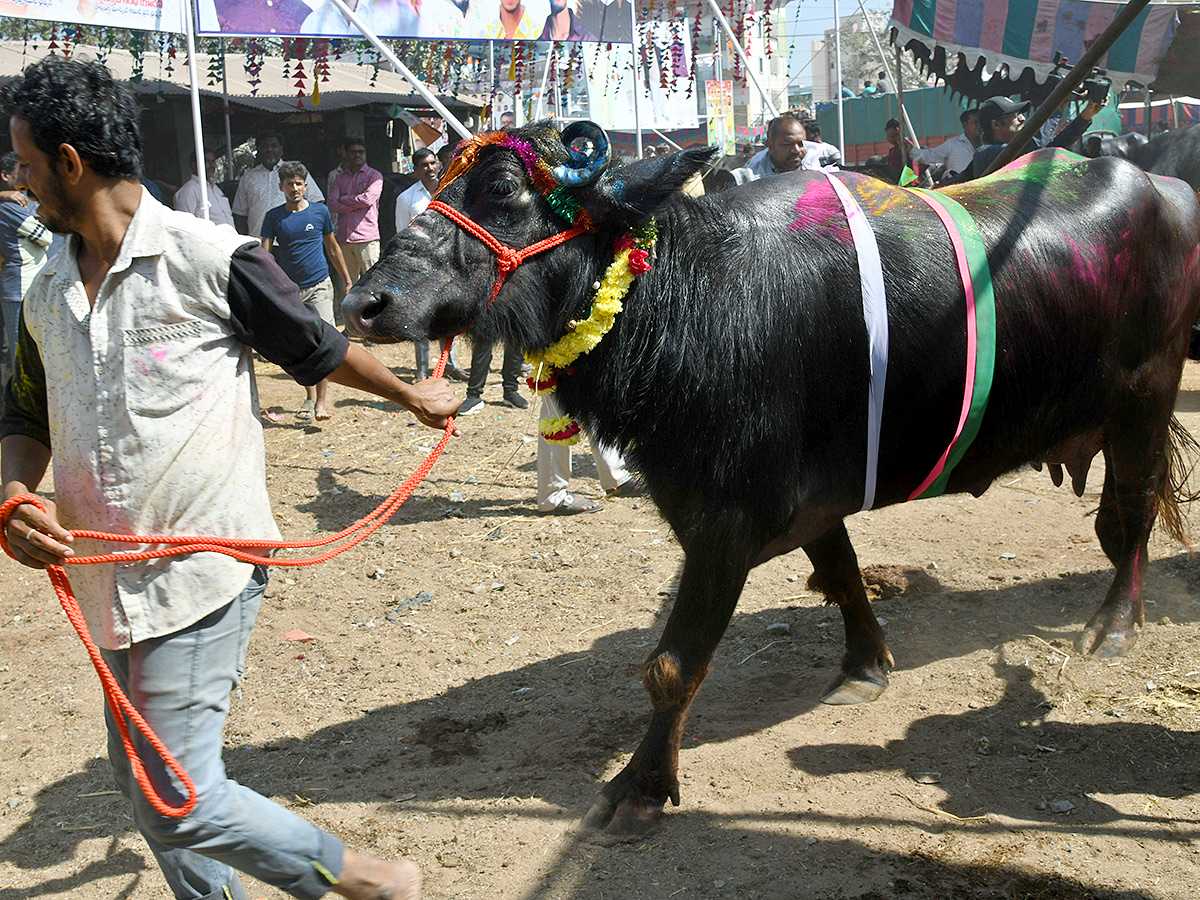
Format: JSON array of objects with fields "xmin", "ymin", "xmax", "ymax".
[
  {"xmin": 1076, "ymin": 625, "xmax": 1138, "ymax": 659},
  {"xmin": 582, "ymin": 772, "xmax": 675, "ymax": 836},
  {"xmin": 582, "ymin": 793, "xmax": 665, "ymax": 836},
  {"xmin": 820, "ymin": 673, "xmax": 888, "ymax": 705}
]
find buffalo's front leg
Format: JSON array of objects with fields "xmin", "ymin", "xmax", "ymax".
[
  {"xmin": 803, "ymin": 522, "xmax": 893, "ymax": 704},
  {"xmin": 582, "ymin": 533, "xmax": 754, "ymax": 835}
]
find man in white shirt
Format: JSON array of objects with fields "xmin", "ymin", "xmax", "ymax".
[
  {"xmin": 393, "ymin": 147, "xmax": 439, "ymax": 228},
  {"xmin": 174, "ymin": 149, "xmax": 235, "ymax": 228},
  {"xmin": 2, "ymin": 57, "xmax": 455, "ymax": 900},
  {"xmin": 911, "ymin": 108, "xmax": 981, "ymax": 182},
  {"xmin": 731, "ymin": 116, "xmax": 819, "ymax": 185},
  {"xmin": 231, "ymin": 131, "xmax": 324, "ymax": 237},
  {"xmin": 394, "ymin": 148, "xmax": 468, "ymax": 381}
]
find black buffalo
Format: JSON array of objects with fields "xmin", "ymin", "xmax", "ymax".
[
  {"xmin": 343, "ymin": 123, "xmax": 1200, "ymax": 835},
  {"xmin": 1132, "ymin": 122, "xmax": 1200, "ymax": 190},
  {"xmin": 1082, "ymin": 131, "xmax": 1148, "ymax": 160}
]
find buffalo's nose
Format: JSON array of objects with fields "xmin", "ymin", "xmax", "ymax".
[{"xmin": 342, "ymin": 287, "xmax": 394, "ymax": 336}]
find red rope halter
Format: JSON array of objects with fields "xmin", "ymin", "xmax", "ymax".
[{"xmin": 426, "ymin": 200, "xmax": 594, "ymax": 312}]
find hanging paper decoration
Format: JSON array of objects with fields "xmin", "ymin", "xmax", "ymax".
[
  {"xmin": 763, "ymin": 0, "xmax": 773, "ymax": 57},
  {"xmin": 97, "ymin": 26, "xmax": 117, "ymax": 67},
  {"xmin": 129, "ymin": 31, "xmax": 145, "ymax": 83},
  {"xmin": 244, "ymin": 38, "xmax": 263, "ymax": 96},
  {"xmin": 293, "ymin": 39, "xmax": 308, "ymax": 108},
  {"xmin": 315, "ymin": 39, "xmax": 330, "ymax": 84},
  {"xmin": 47, "ymin": 24, "xmax": 59, "ymax": 58},
  {"xmin": 206, "ymin": 41, "xmax": 224, "ymax": 87}
]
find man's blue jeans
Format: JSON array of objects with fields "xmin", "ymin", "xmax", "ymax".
[{"xmin": 100, "ymin": 566, "xmax": 345, "ymax": 900}]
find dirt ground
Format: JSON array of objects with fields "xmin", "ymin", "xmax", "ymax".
[{"xmin": 3, "ymin": 346, "xmax": 1200, "ymax": 900}]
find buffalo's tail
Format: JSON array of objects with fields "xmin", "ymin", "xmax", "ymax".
[{"xmin": 1158, "ymin": 416, "xmax": 1200, "ymax": 546}]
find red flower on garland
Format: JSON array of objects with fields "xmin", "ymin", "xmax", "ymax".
[
  {"xmin": 527, "ymin": 371, "xmax": 557, "ymax": 393},
  {"xmin": 543, "ymin": 420, "xmax": 582, "ymax": 443},
  {"xmin": 627, "ymin": 248, "xmax": 651, "ymax": 274}
]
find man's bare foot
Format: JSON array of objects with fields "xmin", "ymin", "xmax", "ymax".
[
  {"xmin": 315, "ymin": 408, "xmax": 333, "ymax": 421},
  {"xmin": 331, "ymin": 850, "xmax": 420, "ymax": 900}
]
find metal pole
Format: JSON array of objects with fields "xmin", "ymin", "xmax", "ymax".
[
  {"xmin": 983, "ymin": 0, "xmax": 1153, "ymax": 175},
  {"xmin": 488, "ymin": 40, "xmax": 495, "ymax": 128},
  {"xmin": 651, "ymin": 127, "xmax": 683, "ymax": 150},
  {"xmin": 631, "ymin": 1, "xmax": 643, "ymax": 158},
  {"xmin": 834, "ymin": 0, "xmax": 844, "ymax": 159},
  {"xmin": 706, "ymin": 0, "xmax": 779, "ymax": 119},
  {"xmin": 182, "ymin": 0, "xmax": 208, "ymax": 220},
  {"xmin": 535, "ymin": 41, "xmax": 554, "ymax": 120},
  {"xmin": 714, "ymin": 18, "xmax": 722, "ymax": 83},
  {"xmin": 220, "ymin": 38, "xmax": 234, "ymax": 181},
  {"xmin": 328, "ymin": 0, "xmax": 471, "ymax": 139}
]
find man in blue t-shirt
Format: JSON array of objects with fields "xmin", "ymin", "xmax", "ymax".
[{"xmin": 261, "ymin": 161, "xmax": 352, "ymax": 423}]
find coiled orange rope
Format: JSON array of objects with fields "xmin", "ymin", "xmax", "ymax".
[{"xmin": 0, "ymin": 342, "xmax": 456, "ymax": 818}]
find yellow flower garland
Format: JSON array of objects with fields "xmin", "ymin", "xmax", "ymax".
[
  {"xmin": 525, "ymin": 228, "xmax": 654, "ymax": 445},
  {"xmin": 526, "ymin": 248, "xmax": 637, "ymax": 372}
]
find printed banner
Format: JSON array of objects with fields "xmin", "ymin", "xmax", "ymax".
[
  {"xmin": 705, "ymin": 79, "xmax": 734, "ymax": 156},
  {"xmin": 195, "ymin": 0, "xmax": 632, "ymax": 41},
  {"xmin": 890, "ymin": 0, "xmax": 1179, "ymax": 88},
  {"xmin": 585, "ymin": 20, "xmax": 698, "ymax": 132},
  {"xmin": 1, "ymin": 0, "xmax": 187, "ymax": 33}
]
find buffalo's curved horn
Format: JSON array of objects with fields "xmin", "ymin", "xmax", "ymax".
[{"xmin": 550, "ymin": 121, "xmax": 610, "ymax": 187}]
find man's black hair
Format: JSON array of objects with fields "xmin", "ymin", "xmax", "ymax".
[
  {"xmin": 0, "ymin": 151, "xmax": 17, "ymax": 176},
  {"xmin": 960, "ymin": 108, "xmax": 979, "ymax": 125},
  {"xmin": 885, "ymin": 117, "xmax": 901, "ymax": 130},
  {"xmin": 343, "ymin": 136, "xmax": 366, "ymax": 151},
  {"xmin": 277, "ymin": 161, "xmax": 308, "ymax": 182},
  {"xmin": 767, "ymin": 114, "xmax": 804, "ymax": 144},
  {"xmin": 802, "ymin": 119, "xmax": 821, "ymax": 139},
  {"xmin": 256, "ymin": 131, "xmax": 282, "ymax": 147},
  {"xmin": 412, "ymin": 147, "xmax": 436, "ymax": 165},
  {"xmin": 3, "ymin": 56, "xmax": 142, "ymax": 180}
]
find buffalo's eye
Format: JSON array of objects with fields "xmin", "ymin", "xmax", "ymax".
[{"xmin": 491, "ymin": 178, "xmax": 520, "ymax": 197}]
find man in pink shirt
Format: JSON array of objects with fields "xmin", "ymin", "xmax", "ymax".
[{"xmin": 326, "ymin": 137, "xmax": 383, "ymax": 286}]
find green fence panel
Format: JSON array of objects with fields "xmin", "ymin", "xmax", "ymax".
[{"xmin": 817, "ymin": 86, "xmax": 970, "ymax": 149}]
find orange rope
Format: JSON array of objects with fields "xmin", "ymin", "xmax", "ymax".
[{"xmin": 0, "ymin": 342, "xmax": 457, "ymax": 818}]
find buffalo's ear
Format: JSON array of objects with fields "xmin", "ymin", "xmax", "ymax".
[{"xmin": 585, "ymin": 146, "xmax": 719, "ymax": 226}]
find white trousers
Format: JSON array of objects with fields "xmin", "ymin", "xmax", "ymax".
[{"xmin": 537, "ymin": 393, "xmax": 630, "ymax": 510}]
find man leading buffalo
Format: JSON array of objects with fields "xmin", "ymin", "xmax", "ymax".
[{"xmin": 0, "ymin": 57, "xmax": 459, "ymax": 900}]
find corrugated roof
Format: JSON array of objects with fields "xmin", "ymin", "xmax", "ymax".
[{"xmin": 0, "ymin": 39, "xmax": 485, "ymax": 114}]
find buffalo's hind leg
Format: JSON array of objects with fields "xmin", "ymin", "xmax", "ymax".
[
  {"xmin": 1078, "ymin": 401, "xmax": 1173, "ymax": 657},
  {"xmin": 582, "ymin": 526, "xmax": 756, "ymax": 836},
  {"xmin": 804, "ymin": 522, "xmax": 894, "ymax": 704}
]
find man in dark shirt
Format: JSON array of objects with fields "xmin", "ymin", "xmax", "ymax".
[
  {"xmin": 966, "ymin": 94, "xmax": 1104, "ymax": 180},
  {"xmin": 262, "ymin": 161, "xmax": 353, "ymax": 422},
  {"xmin": 885, "ymin": 117, "xmax": 920, "ymax": 182}
]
